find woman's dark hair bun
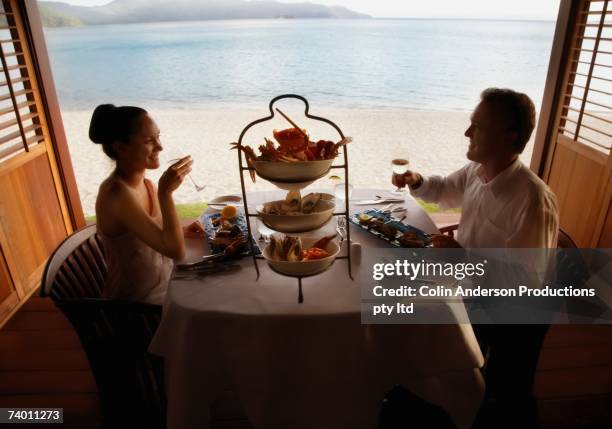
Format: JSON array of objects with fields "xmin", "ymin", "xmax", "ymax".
[
  {"xmin": 89, "ymin": 103, "xmax": 147, "ymax": 160},
  {"xmin": 89, "ymin": 104, "xmax": 117, "ymax": 145}
]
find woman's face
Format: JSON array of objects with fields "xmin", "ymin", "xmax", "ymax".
[{"xmin": 116, "ymin": 113, "xmax": 163, "ymax": 170}]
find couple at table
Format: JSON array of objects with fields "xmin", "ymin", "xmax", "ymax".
[{"xmin": 90, "ymin": 88, "xmax": 558, "ymax": 427}]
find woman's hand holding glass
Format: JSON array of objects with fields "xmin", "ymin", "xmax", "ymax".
[{"xmin": 159, "ymin": 156, "xmax": 193, "ymax": 195}]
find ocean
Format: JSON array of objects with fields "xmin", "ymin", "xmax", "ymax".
[{"xmin": 43, "ymin": 18, "xmax": 556, "ymax": 112}]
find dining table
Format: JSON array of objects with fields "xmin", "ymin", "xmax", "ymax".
[{"xmin": 148, "ymin": 188, "xmax": 485, "ymax": 429}]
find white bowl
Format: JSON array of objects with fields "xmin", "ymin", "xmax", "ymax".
[
  {"xmin": 254, "ymin": 159, "xmax": 334, "ymax": 183},
  {"xmin": 257, "ymin": 199, "xmax": 335, "ymax": 233},
  {"xmin": 262, "ymin": 237, "xmax": 340, "ymax": 277}
]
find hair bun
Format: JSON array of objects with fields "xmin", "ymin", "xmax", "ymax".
[{"xmin": 89, "ymin": 104, "xmax": 117, "ymax": 144}]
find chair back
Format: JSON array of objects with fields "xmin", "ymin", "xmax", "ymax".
[
  {"xmin": 40, "ymin": 224, "xmax": 106, "ymax": 299},
  {"xmin": 557, "ymin": 229, "xmax": 578, "ymax": 249},
  {"xmin": 40, "ymin": 224, "xmax": 166, "ymax": 428}
]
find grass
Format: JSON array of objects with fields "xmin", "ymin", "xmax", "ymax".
[
  {"xmin": 417, "ymin": 200, "xmax": 461, "ymax": 215},
  {"xmin": 84, "ymin": 200, "xmax": 457, "ymax": 223},
  {"xmin": 84, "ymin": 202, "xmax": 209, "ymax": 223}
]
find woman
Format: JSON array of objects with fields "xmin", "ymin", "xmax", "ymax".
[{"xmin": 90, "ymin": 104, "xmax": 193, "ymax": 304}]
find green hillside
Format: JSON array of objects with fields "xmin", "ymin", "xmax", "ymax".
[{"xmin": 39, "ymin": 3, "xmax": 82, "ymax": 27}]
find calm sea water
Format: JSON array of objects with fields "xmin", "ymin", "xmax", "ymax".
[{"xmin": 43, "ymin": 19, "xmax": 555, "ymax": 111}]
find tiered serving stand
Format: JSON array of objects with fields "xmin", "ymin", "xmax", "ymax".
[{"xmin": 235, "ymin": 94, "xmax": 353, "ymax": 303}]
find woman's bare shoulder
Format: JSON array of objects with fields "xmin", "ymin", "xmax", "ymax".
[
  {"xmin": 98, "ymin": 176, "xmax": 135, "ymax": 203},
  {"xmin": 97, "ymin": 176, "xmax": 140, "ymax": 220}
]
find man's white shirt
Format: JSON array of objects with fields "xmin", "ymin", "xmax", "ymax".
[{"xmin": 410, "ymin": 158, "xmax": 559, "ymax": 248}]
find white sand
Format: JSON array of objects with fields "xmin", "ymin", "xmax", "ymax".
[{"xmin": 60, "ymin": 107, "xmax": 535, "ymax": 215}]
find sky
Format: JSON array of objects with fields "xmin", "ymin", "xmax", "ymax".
[{"xmin": 51, "ymin": 0, "xmax": 561, "ymax": 21}]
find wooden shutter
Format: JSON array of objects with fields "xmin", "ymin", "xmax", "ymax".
[
  {"xmin": 0, "ymin": 0, "xmax": 80, "ymax": 326},
  {"xmin": 535, "ymin": 0, "xmax": 611, "ymax": 247},
  {"xmin": 558, "ymin": 0, "xmax": 611, "ymax": 153}
]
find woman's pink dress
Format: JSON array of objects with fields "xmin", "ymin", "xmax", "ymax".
[{"xmin": 99, "ymin": 180, "xmax": 173, "ymax": 305}]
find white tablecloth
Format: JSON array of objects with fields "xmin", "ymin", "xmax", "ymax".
[{"xmin": 149, "ymin": 189, "xmax": 485, "ymax": 429}]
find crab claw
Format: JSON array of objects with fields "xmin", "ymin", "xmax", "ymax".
[
  {"xmin": 230, "ymin": 142, "xmax": 257, "ymax": 182},
  {"xmin": 311, "ymin": 234, "xmax": 336, "ymax": 250}
]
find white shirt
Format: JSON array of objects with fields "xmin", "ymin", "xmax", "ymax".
[{"xmin": 411, "ymin": 159, "xmax": 559, "ymax": 248}]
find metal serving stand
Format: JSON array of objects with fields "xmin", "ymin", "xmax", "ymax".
[{"xmin": 235, "ymin": 94, "xmax": 353, "ymax": 303}]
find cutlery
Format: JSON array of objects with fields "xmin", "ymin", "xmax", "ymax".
[
  {"xmin": 208, "ymin": 201, "xmax": 237, "ymax": 208},
  {"xmin": 175, "ymin": 253, "xmax": 225, "ymax": 270},
  {"xmin": 352, "ymin": 198, "xmax": 405, "ymax": 205}
]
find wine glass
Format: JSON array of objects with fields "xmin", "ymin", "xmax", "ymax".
[
  {"xmin": 163, "ymin": 147, "xmax": 205, "ymax": 192},
  {"xmin": 391, "ymin": 157, "xmax": 410, "ymax": 193}
]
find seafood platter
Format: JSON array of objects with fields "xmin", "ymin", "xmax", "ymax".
[
  {"xmin": 232, "ymin": 126, "xmax": 351, "ymax": 188},
  {"xmin": 201, "ymin": 206, "xmax": 261, "ymax": 258},
  {"xmin": 257, "ymin": 190, "xmax": 335, "ymax": 233},
  {"xmin": 350, "ymin": 209, "xmax": 432, "ymax": 248},
  {"xmin": 262, "ymin": 234, "xmax": 340, "ymax": 276},
  {"xmin": 233, "ymin": 94, "xmax": 354, "ymax": 290}
]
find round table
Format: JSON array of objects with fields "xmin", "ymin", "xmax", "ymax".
[{"xmin": 149, "ymin": 189, "xmax": 484, "ymax": 429}]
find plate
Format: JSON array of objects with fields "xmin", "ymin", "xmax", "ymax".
[
  {"xmin": 200, "ymin": 213, "xmax": 260, "ymax": 256},
  {"xmin": 262, "ymin": 236, "xmax": 340, "ymax": 277},
  {"xmin": 208, "ymin": 195, "xmax": 242, "ymax": 209},
  {"xmin": 350, "ymin": 209, "xmax": 431, "ymax": 247}
]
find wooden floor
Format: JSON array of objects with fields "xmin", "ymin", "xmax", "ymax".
[{"xmin": 0, "ymin": 296, "xmax": 101, "ymax": 428}]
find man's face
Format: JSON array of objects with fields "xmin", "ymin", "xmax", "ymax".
[{"xmin": 464, "ymin": 102, "xmax": 514, "ymax": 164}]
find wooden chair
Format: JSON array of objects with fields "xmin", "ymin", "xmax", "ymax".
[
  {"xmin": 438, "ymin": 224, "xmax": 459, "ymax": 238},
  {"xmin": 440, "ymin": 225, "xmax": 580, "ymax": 428},
  {"xmin": 41, "ymin": 224, "xmax": 166, "ymax": 429},
  {"xmin": 439, "ymin": 224, "xmax": 578, "ymax": 250}
]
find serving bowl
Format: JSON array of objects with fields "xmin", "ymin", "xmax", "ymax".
[
  {"xmin": 262, "ymin": 236, "xmax": 340, "ymax": 277},
  {"xmin": 253, "ymin": 159, "xmax": 334, "ymax": 184},
  {"xmin": 257, "ymin": 199, "xmax": 335, "ymax": 233}
]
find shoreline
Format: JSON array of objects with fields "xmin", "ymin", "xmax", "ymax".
[{"xmin": 61, "ymin": 108, "xmax": 535, "ymax": 215}]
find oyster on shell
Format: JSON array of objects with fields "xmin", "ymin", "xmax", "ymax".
[
  {"xmin": 301, "ymin": 192, "xmax": 322, "ymax": 214},
  {"xmin": 268, "ymin": 235, "xmax": 303, "ymax": 261},
  {"xmin": 286, "ymin": 237, "xmax": 303, "ymax": 262},
  {"xmin": 269, "ymin": 235, "xmax": 285, "ymax": 260}
]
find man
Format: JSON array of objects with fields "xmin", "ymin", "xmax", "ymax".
[
  {"xmin": 392, "ymin": 88, "xmax": 559, "ymax": 428},
  {"xmin": 393, "ymin": 87, "xmax": 558, "ymax": 249}
]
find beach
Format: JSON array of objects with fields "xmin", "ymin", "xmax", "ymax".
[{"xmin": 61, "ymin": 107, "xmax": 535, "ymax": 215}]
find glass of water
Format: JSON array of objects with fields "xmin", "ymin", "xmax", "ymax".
[{"xmin": 334, "ymin": 183, "xmax": 353, "ymax": 201}]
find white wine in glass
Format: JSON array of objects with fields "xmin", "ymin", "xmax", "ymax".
[{"xmin": 391, "ymin": 158, "xmax": 410, "ymax": 192}]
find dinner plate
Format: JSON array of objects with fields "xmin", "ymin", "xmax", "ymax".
[
  {"xmin": 350, "ymin": 209, "xmax": 431, "ymax": 248},
  {"xmin": 200, "ymin": 213, "xmax": 261, "ymax": 256},
  {"xmin": 208, "ymin": 195, "xmax": 242, "ymax": 209}
]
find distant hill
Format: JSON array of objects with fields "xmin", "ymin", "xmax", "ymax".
[
  {"xmin": 39, "ymin": 3, "xmax": 82, "ymax": 27},
  {"xmin": 38, "ymin": 0, "xmax": 371, "ymax": 26}
]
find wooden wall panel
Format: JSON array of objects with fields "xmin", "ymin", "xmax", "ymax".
[
  {"xmin": 598, "ymin": 200, "xmax": 612, "ymax": 247},
  {"xmin": 0, "ymin": 249, "xmax": 12, "ymax": 303},
  {"xmin": 0, "ymin": 150, "xmax": 67, "ymax": 292},
  {"xmin": 546, "ymin": 135, "xmax": 608, "ymax": 247},
  {"xmin": 596, "ymin": 170, "xmax": 611, "ymax": 247}
]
